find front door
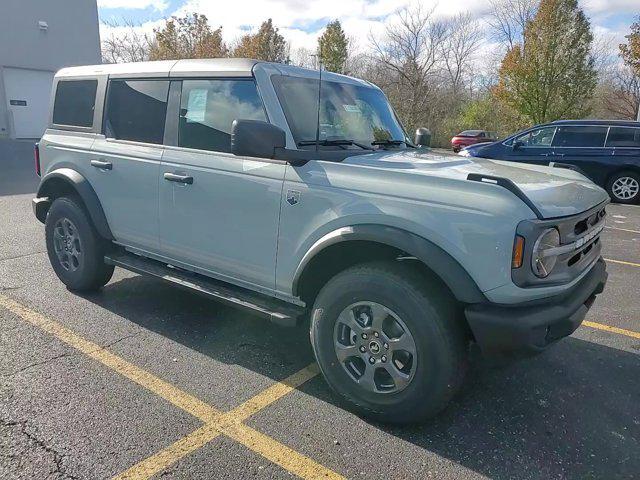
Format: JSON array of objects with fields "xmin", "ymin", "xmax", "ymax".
[
  {"xmin": 505, "ymin": 126, "xmax": 556, "ymax": 165},
  {"xmin": 89, "ymin": 79, "xmax": 170, "ymax": 252},
  {"xmin": 158, "ymin": 78, "xmax": 284, "ymax": 292}
]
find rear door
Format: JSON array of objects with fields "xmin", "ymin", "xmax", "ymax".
[
  {"xmin": 89, "ymin": 79, "xmax": 169, "ymax": 252},
  {"xmin": 502, "ymin": 126, "xmax": 556, "ymax": 165},
  {"xmin": 551, "ymin": 125, "xmax": 610, "ymax": 184},
  {"xmin": 158, "ymin": 78, "xmax": 285, "ymax": 292}
]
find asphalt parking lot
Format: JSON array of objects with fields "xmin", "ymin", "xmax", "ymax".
[{"xmin": 1, "ymin": 139, "xmax": 639, "ymax": 480}]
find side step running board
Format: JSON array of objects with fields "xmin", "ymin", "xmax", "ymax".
[{"xmin": 104, "ymin": 252, "xmax": 305, "ymax": 327}]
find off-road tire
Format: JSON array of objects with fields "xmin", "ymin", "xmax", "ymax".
[
  {"xmin": 310, "ymin": 261, "xmax": 468, "ymax": 424},
  {"xmin": 45, "ymin": 196, "xmax": 114, "ymax": 291}
]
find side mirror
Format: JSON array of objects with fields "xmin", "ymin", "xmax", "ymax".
[
  {"xmin": 512, "ymin": 140, "xmax": 524, "ymax": 150},
  {"xmin": 231, "ymin": 119, "xmax": 286, "ymax": 159},
  {"xmin": 414, "ymin": 127, "xmax": 431, "ymax": 148}
]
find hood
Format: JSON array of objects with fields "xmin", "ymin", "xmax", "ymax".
[{"xmin": 342, "ymin": 149, "xmax": 608, "ymax": 219}]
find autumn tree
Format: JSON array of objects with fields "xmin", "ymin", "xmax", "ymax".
[
  {"xmin": 232, "ymin": 19, "xmax": 289, "ymax": 62},
  {"xmin": 149, "ymin": 13, "xmax": 227, "ymax": 60},
  {"xmin": 620, "ymin": 17, "xmax": 640, "ymax": 77},
  {"xmin": 318, "ymin": 20, "xmax": 349, "ymax": 73},
  {"xmin": 496, "ymin": 0, "xmax": 597, "ymax": 124}
]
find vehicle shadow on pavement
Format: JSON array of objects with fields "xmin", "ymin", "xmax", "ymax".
[{"xmin": 83, "ymin": 274, "xmax": 640, "ymax": 480}]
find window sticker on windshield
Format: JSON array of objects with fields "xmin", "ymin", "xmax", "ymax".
[
  {"xmin": 343, "ymin": 104, "xmax": 361, "ymax": 113},
  {"xmin": 186, "ymin": 89, "xmax": 207, "ymax": 123}
]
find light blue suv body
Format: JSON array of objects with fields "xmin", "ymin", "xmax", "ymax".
[{"xmin": 33, "ymin": 59, "xmax": 608, "ymax": 421}]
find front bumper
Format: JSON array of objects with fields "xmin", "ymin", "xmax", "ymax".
[{"xmin": 465, "ymin": 257, "xmax": 607, "ymax": 356}]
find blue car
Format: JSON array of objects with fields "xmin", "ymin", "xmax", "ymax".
[{"xmin": 459, "ymin": 120, "xmax": 640, "ymax": 204}]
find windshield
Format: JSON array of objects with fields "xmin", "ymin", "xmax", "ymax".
[{"xmin": 272, "ymin": 75, "xmax": 408, "ymax": 149}]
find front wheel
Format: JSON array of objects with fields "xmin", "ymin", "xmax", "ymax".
[
  {"xmin": 606, "ymin": 171, "xmax": 640, "ymax": 204},
  {"xmin": 45, "ymin": 196, "xmax": 114, "ymax": 291},
  {"xmin": 310, "ymin": 261, "xmax": 468, "ymax": 424}
]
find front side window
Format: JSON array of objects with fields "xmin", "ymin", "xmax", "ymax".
[
  {"xmin": 52, "ymin": 80, "xmax": 97, "ymax": 127},
  {"xmin": 606, "ymin": 127, "xmax": 640, "ymax": 147},
  {"xmin": 178, "ymin": 79, "xmax": 266, "ymax": 153},
  {"xmin": 514, "ymin": 127, "xmax": 556, "ymax": 147},
  {"xmin": 552, "ymin": 126, "xmax": 608, "ymax": 148},
  {"xmin": 272, "ymin": 75, "xmax": 407, "ymax": 149},
  {"xmin": 104, "ymin": 80, "xmax": 169, "ymax": 144}
]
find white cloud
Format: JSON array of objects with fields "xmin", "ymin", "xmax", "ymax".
[
  {"xmin": 99, "ymin": 0, "xmax": 639, "ymax": 60},
  {"xmin": 581, "ymin": 0, "xmax": 640, "ymax": 16},
  {"xmin": 98, "ymin": 0, "xmax": 169, "ymax": 11}
]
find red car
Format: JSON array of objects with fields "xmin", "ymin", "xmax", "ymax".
[{"xmin": 451, "ymin": 130, "xmax": 497, "ymax": 153}]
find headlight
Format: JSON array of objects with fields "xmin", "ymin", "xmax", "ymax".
[
  {"xmin": 458, "ymin": 149, "xmax": 470, "ymax": 157},
  {"xmin": 531, "ymin": 228, "xmax": 560, "ymax": 277}
]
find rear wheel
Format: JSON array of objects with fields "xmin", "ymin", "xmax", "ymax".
[
  {"xmin": 606, "ymin": 171, "xmax": 640, "ymax": 204},
  {"xmin": 45, "ymin": 196, "xmax": 114, "ymax": 291},
  {"xmin": 310, "ymin": 261, "xmax": 468, "ymax": 424}
]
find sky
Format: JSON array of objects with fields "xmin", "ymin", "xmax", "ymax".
[{"xmin": 97, "ymin": 0, "xmax": 640, "ymax": 57}]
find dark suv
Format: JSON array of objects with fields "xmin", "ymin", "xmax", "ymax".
[{"xmin": 460, "ymin": 120, "xmax": 640, "ymax": 204}]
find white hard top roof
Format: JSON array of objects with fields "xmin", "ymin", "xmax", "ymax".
[{"xmin": 56, "ymin": 58, "xmax": 261, "ymax": 79}]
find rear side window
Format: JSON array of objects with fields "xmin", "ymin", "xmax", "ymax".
[
  {"xmin": 52, "ymin": 80, "xmax": 97, "ymax": 127},
  {"xmin": 104, "ymin": 80, "xmax": 169, "ymax": 144},
  {"xmin": 606, "ymin": 127, "xmax": 640, "ymax": 147},
  {"xmin": 178, "ymin": 79, "xmax": 266, "ymax": 153},
  {"xmin": 552, "ymin": 126, "xmax": 608, "ymax": 148}
]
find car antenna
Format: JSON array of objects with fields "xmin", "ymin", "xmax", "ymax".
[{"xmin": 314, "ymin": 47, "xmax": 323, "ymax": 152}]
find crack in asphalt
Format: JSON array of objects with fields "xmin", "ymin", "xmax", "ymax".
[
  {"xmin": 0, "ymin": 250, "xmax": 46, "ymax": 263},
  {"xmin": 0, "ymin": 417, "xmax": 81, "ymax": 480}
]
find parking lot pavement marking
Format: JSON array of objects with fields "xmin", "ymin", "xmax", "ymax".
[
  {"xmin": 0, "ymin": 294, "xmax": 222, "ymax": 423},
  {"xmin": 605, "ymin": 226, "xmax": 640, "ymax": 235},
  {"xmin": 0, "ymin": 294, "xmax": 341, "ymax": 480},
  {"xmin": 604, "ymin": 258, "xmax": 640, "ymax": 268},
  {"xmin": 583, "ymin": 321, "xmax": 640, "ymax": 340},
  {"xmin": 113, "ymin": 423, "xmax": 223, "ymax": 480}
]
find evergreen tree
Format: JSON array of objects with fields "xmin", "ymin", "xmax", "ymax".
[{"xmin": 318, "ymin": 20, "xmax": 349, "ymax": 73}]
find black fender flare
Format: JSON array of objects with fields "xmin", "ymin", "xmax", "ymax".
[
  {"xmin": 292, "ymin": 224, "xmax": 486, "ymax": 304},
  {"xmin": 35, "ymin": 168, "xmax": 114, "ymax": 240}
]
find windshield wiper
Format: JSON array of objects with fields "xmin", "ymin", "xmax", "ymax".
[
  {"xmin": 371, "ymin": 139, "xmax": 415, "ymax": 148},
  {"xmin": 297, "ymin": 139, "xmax": 374, "ymax": 150}
]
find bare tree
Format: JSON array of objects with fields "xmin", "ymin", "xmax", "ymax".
[
  {"xmin": 289, "ymin": 47, "xmax": 317, "ymax": 68},
  {"xmin": 369, "ymin": 5, "xmax": 448, "ymax": 133},
  {"xmin": 101, "ymin": 19, "xmax": 152, "ymax": 64},
  {"xmin": 439, "ymin": 13, "xmax": 483, "ymax": 94},
  {"xmin": 487, "ymin": 0, "xmax": 537, "ymax": 49},
  {"xmin": 595, "ymin": 65, "xmax": 640, "ymax": 119}
]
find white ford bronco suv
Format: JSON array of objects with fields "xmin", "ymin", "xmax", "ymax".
[{"xmin": 33, "ymin": 59, "xmax": 608, "ymax": 423}]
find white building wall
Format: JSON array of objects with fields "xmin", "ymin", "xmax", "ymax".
[{"xmin": 0, "ymin": 0, "xmax": 101, "ymax": 138}]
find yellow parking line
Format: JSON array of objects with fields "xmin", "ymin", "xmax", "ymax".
[
  {"xmin": 0, "ymin": 294, "xmax": 338, "ymax": 479},
  {"xmin": 0, "ymin": 295, "xmax": 221, "ymax": 423},
  {"xmin": 113, "ymin": 423, "xmax": 222, "ymax": 480},
  {"xmin": 604, "ymin": 258, "xmax": 640, "ymax": 268},
  {"xmin": 223, "ymin": 422, "xmax": 343, "ymax": 480},
  {"xmin": 229, "ymin": 362, "xmax": 320, "ymax": 422},
  {"xmin": 583, "ymin": 321, "xmax": 640, "ymax": 340}
]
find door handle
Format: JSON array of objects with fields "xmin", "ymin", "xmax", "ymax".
[
  {"xmin": 164, "ymin": 172, "xmax": 193, "ymax": 185},
  {"xmin": 91, "ymin": 159, "xmax": 112, "ymax": 170}
]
